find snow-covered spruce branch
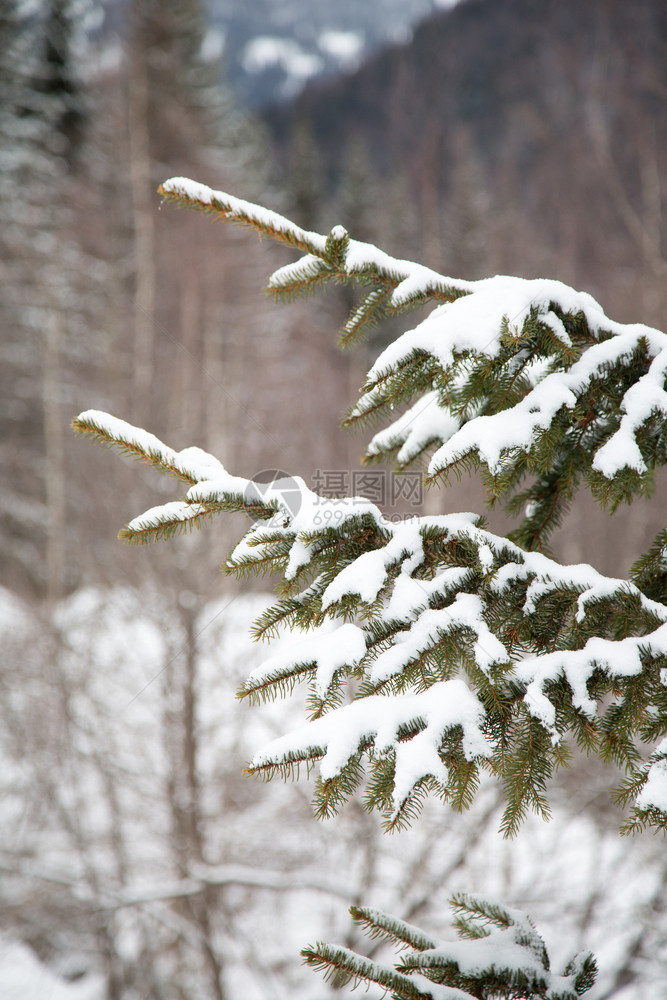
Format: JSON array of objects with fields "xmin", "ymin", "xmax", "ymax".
[
  {"xmin": 160, "ymin": 177, "xmax": 667, "ymax": 551},
  {"xmin": 159, "ymin": 176, "xmax": 470, "ymax": 330},
  {"xmin": 303, "ymin": 895, "xmax": 596, "ymax": 1000},
  {"xmin": 73, "ymin": 410, "xmax": 667, "ymax": 831},
  {"xmin": 354, "ymin": 286, "xmax": 667, "ymax": 542},
  {"xmin": 72, "ymin": 409, "xmax": 223, "ymax": 484},
  {"xmin": 72, "ymin": 409, "xmax": 281, "ymax": 541}
]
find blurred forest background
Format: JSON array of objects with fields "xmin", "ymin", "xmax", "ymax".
[{"xmin": 2, "ymin": 0, "xmax": 667, "ymax": 997}]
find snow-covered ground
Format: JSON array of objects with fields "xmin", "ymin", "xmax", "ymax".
[
  {"xmin": 0, "ymin": 936, "xmax": 104, "ymax": 1000},
  {"xmin": 1, "ymin": 584, "xmax": 665, "ymax": 998}
]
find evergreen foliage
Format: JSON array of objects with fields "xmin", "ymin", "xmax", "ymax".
[
  {"xmin": 304, "ymin": 895, "xmax": 597, "ymax": 999},
  {"xmin": 73, "ymin": 175, "xmax": 667, "ymax": 995}
]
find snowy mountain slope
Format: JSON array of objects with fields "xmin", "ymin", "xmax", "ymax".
[
  {"xmin": 205, "ymin": 0, "xmax": 459, "ymax": 105},
  {"xmin": 95, "ymin": 0, "xmax": 458, "ymax": 107}
]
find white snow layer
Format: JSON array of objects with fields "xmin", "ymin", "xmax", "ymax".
[
  {"xmin": 245, "ymin": 622, "xmax": 367, "ymax": 699},
  {"xmin": 251, "ymin": 678, "xmax": 492, "ymax": 815},
  {"xmin": 0, "ymin": 935, "xmax": 103, "ymax": 1000},
  {"xmin": 76, "ymin": 409, "xmax": 232, "ymax": 484},
  {"xmin": 358, "ymin": 273, "xmax": 667, "ymax": 481},
  {"xmin": 161, "ymin": 176, "xmax": 329, "ymax": 255},
  {"xmin": 367, "ymin": 390, "xmax": 461, "ymax": 466},
  {"xmin": 318, "ymin": 30, "xmax": 363, "ymax": 65},
  {"xmin": 427, "ymin": 325, "xmax": 667, "ymax": 479},
  {"xmin": 636, "ymin": 738, "xmax": 667, "ymax": 813},
  {"xmin": 242, "ymin": 36, "xmax": 323, "ymax": 81}
]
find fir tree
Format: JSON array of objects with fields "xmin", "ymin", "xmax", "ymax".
[
  {"xmin": 37, "ymin": 0, "xmax": 90, "ymax": 169},
  {"xmin": 127, "ymin": 0, "xmax": 268, "ymax": 188},
  {"xmin": 0, "ymin": 0, "xmax": 99, "ymax": 597},
  {"xmin": 74, "ymin": 175, "xmax": 667, "ymax": 996}
]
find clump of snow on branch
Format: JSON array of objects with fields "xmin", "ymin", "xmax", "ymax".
[{"xmin": 252, "ymin": 679, "xmax": 492, "ymax": 817}]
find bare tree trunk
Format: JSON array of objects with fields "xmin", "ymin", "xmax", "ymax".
[
  {"xmin": 178, "ymin": 273, "xmax": 202, "ymax": 440},
  {"xmin": 162, "ymin": 606, "xmax": 227, "ymax": 1000},
  {"xmin": 182, "ymin": 607, "xmax": 227, "ymax": 1000},
  {"xmin": 42, "ymin": 310, "xmax": 66, "ymax": 602},
  {"xmin": 418, "ymin": 125, "xmax": 443, "ymax": 271},
  {"xmin": 128, "ymin": 49, "xmax": 156, "ymax": 424},
  {"xmin": 202, "ymin": 299, "xmax": 225, "ymax": 460},
  {"xmin": 587, "ymin": 86, "xmax": 667, "ymax": 321}
]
